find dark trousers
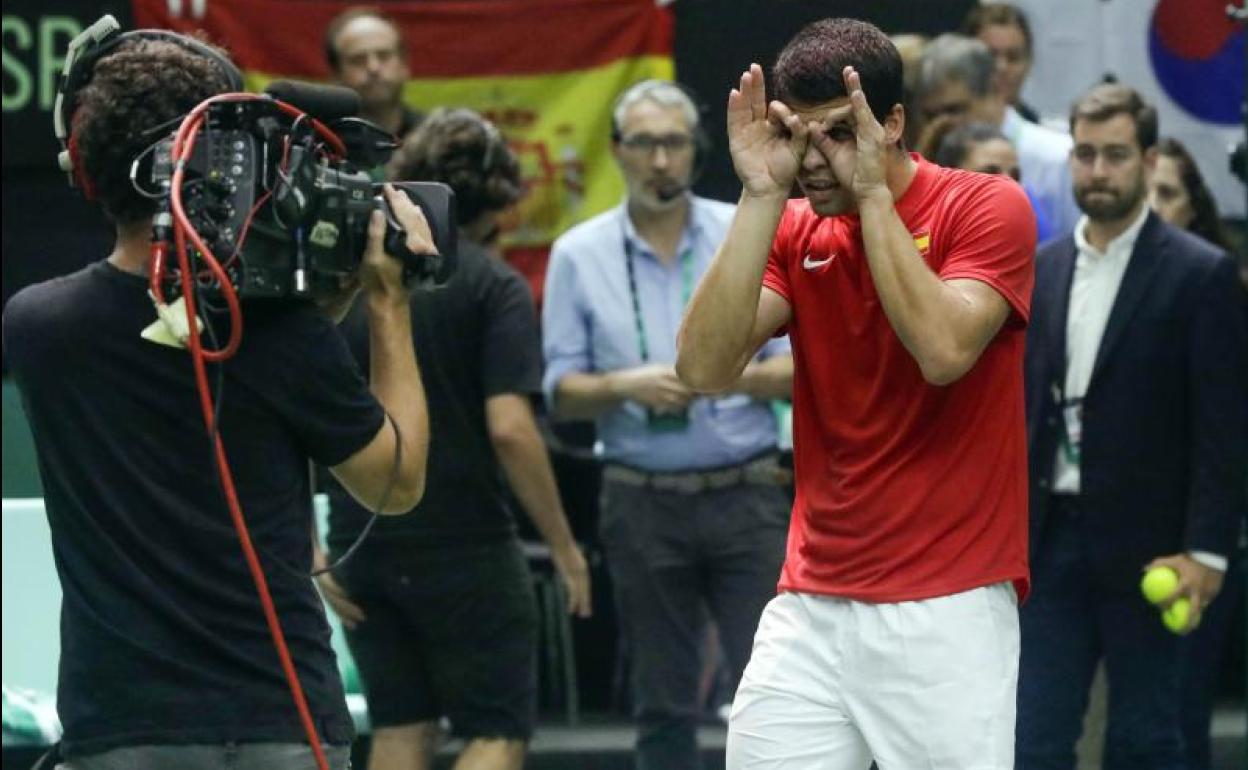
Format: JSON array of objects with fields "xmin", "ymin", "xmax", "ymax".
[
  {"xmin": 600, "ymin": 479, "xmax": 790, "ymax": 770},
  {"xmin": 1017, "ymin": 497, "xmax": 1185, "ymax": 770}
]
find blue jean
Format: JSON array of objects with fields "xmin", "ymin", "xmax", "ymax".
[
  {"xmin": 56, "ymin": 742, "xmax": 352, "ymax": 770},
  {"xmin": 1017, "ymin": 497, "xmax": 1185, "ymax": 770}
]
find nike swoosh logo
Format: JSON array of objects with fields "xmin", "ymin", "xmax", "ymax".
[{"xmin": 803, "ymin": 254, "xmax": 836, "ymax": 270}]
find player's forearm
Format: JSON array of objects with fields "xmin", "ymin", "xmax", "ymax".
[
  {"xmin": 857, "ymin": 192, "xmax": 979, "ymax": 385},
  {"xmin": 367, "ymin": 294, "xmax": 429, "ymax": 502},
  {"xmin": 677, "ymin": 191, "xmax": 787, "ymax": 391},
  {"xmin": 492, "ymin": 415, "xmax": 578, "ymax": 552}
]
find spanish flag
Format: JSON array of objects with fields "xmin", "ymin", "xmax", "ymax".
[{"xmin": 131, "ymin": 0, "xmax": 675, "ymax": 303}]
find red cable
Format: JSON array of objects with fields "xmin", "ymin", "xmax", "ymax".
[{"xmin": 156, "ymin": 94, "xmax": 346, "ymax": 770}]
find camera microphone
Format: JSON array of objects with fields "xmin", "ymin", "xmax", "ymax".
[{"xmin": 264, "ymin": 81, "xmax": 361, "ymax": 124}]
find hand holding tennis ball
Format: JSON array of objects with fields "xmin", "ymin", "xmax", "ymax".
[
  {"xmin": 1162, "ymin": 597, "xmax": 1191, "ymax": 633},
  {"xmin": 1140, "ymin": 566, "xmax": 1179, "ymax": 605}
]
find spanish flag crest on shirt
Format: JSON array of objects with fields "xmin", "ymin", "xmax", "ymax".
[{"xmin": 912, "ymin": 230, "xmax": 932, "ymax": 257}]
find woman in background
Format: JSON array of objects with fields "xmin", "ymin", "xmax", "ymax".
[{"xmin": 1150, "ymin": 138, "xmax": 1233, "ymax": 251}]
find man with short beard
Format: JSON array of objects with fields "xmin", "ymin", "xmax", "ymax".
[{"xmin": 1019, "ymin": 83, "xmax": 1247, "ymax": 769}]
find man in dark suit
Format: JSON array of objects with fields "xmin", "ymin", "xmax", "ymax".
[{"xmin": 1017, "ymin": 83, "xmax": 1248, "ymax": 770}]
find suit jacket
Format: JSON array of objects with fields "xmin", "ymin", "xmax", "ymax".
[{"xmin": 1024, "ymin": 211, "xmax": 1247, "ymax": 593}]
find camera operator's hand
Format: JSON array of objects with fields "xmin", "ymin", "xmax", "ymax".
[{"xmin": 360, "ymin": 184, "xmax": 438, "ymax": 302}]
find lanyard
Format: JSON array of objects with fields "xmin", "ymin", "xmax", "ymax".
[{"xmin": 622, "ymin": 234, "xmax": 694, "ymax": 363}]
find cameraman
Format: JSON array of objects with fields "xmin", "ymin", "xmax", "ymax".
[
  {"xmin": 2, "ymin": 35, "xmax": 431, "ymax": 769},
  {"xmin": 317, "ymin": 108, "xmax": 590, "ymax": 770}
]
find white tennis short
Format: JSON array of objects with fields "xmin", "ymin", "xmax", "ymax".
[{"xmin": 727, "ymin": 582, "xmax": 1019, "ymax": 770}]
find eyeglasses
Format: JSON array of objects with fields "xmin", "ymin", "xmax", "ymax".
[{"xmin": 618, "ymin": 133, "xmax": 694, "ymax": 154}]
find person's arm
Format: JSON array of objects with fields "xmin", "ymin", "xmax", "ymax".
[
  {"xmin": 834, "ymin": 67, "xmax": 1013, "ymax": 386},
  {"xmin": 329, "ymin": 185, "xmax": 431, "ymax": 513},
  {"xmin": 487, "ymin": 394, "xmax": 592, "ymax": 617},
  {"xmin": 552, "ymin": 366, "xmax": 693, "ymax": 420},
  {"xmin": 677, "ymin": 63, "xmax": 806, "ymax": 392},
  {"xmin": 311, "ymin": 535, "xmax": 366, "ymax": 629},
  {"xmin": 727, "ymin": 353, "xmax": 793, "ymax": 401},
  {"xmin": 857, "ymin": 195, "xmax": 1011, "ymax": 385}
]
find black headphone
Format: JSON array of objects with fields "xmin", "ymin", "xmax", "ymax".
[
  {"xmin": 53, "ymin": 14, "xmax": 244, "ymax": 196},
  {"xmin": 610, "ymin": 79, "xmax": 712, "ymax": 182}
]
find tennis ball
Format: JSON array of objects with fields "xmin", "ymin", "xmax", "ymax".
[
  {"xmin": 1162, "ymin": 597, "xmax": 1191, "ymax": 634},
  {"xmin": 1140, "ymin": 566, "xmax": 1179, "ymax": 605}
]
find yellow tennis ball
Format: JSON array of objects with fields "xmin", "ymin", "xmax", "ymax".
[
  {"xmin": 1141, "ymin": 566, "xmax": 1179, "ymax": 605},
  {"xmin": 1162, "ymin": 597, "xmax": 1191, "ymax": 634}
]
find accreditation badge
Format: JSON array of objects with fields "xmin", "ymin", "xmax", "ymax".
[{"xmin": 1060, "ymin": 397, "xmax": 1084, "ymax": 466}]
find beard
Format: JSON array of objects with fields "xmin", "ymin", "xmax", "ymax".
[{"xmin": 1075, "ymin": 178, "xmax": 1145, "ymax": 222}]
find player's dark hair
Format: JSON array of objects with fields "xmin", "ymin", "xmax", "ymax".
[{"xmin": 772, "ymin": 18, "xmax": 903, "ymax": 123}]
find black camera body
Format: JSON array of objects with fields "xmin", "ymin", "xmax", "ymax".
[{"xmin": 148, "ymin": 97, "xmax": 457, "ymax": 300}]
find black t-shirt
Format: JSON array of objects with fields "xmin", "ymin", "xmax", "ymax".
[
  {"xmin": 327, "ymin": 238, "xmax": 542, "ymax": 550},
  {"xmin": 2, "ymin": 261, "xmax": 383, "ymax": 757}
]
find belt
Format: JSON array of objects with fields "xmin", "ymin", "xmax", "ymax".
[{"xmin": 603, "ymin": 453, "xmax": 791, "ymax": 495}]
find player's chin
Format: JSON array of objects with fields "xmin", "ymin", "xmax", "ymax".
[{"xmin": 807, "ymin": 194, "xmax": 853, "ymax": 217}]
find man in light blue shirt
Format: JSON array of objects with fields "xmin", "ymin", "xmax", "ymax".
[{"xmin": 542, "ymin": 80, "xmax": 792, "ymax": 770}]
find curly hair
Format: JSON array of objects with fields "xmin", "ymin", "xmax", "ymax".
[
  {"xmin": 73, "ymin": 37, "xmax": 235, "ymax": 225},
  {"xmin": 385, "ymin": 108, "xmax": 523, "ymax": 226},
  {"xmin": 773, "ymin": 18, "xmax": 903, "ymax": 123}
]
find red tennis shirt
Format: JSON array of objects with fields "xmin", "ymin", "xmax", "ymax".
[{"xmin": 762, "ymin": 155, "xmax": 1036, "ymax": 603}]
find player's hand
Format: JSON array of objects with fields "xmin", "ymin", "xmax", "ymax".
[
  {"xmin": 360, "ymin": 184, "xmax": 437, "ymax": 303},
  {"xmin": 809, "ymin": 66, "xmax": 889, "ymax": 203},
  {"xmin": 1144, "ymin": 553, "xmax": 1224, "ymax": 634},
  {"xmin": 611, "ymin": 364, "xmax": 695, "ymax": 412},
  {"xmin": 552, "ymin": 543, "xmax": 593, "ymax": 618},
  {"xmin": 727, "ymin": 63, "xmax": 810, "ymax": 199}
]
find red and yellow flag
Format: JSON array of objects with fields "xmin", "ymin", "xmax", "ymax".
[{"xmin": 131, "ymin": 0, "xmax": 675, "ymax": 301}]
